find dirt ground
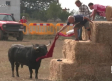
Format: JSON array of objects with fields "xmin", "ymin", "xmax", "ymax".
[{"xmin": 0, "ymin": 37, "xmax": 64, "ymax": 81}]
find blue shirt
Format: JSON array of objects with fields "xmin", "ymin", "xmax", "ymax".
[{"xmin": 67, "ymin": 15, "xmax": 87, "ymax": 25}]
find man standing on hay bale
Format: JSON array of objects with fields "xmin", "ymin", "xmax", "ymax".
[
  {"xmin": 88, "ymin": 3, "xmax": 112, "ymax": 21},
  {"xmin": 56, "ymin": 15, "xmax": 92, "ymax": 41},
  {"xmin": 75, "ymin": 0, "xmax": 91, "ymax": 40}
]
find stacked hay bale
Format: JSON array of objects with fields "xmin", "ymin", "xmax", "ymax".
[
  {"xmin": 49, "ymin": 21, "xmax": 112, "ymax": 81},
  {"xmin": 82, "ymin": 21, "xmax": 112, "ymax": 43},
  {"xmin": 82, "ymin": 27, "xmax": 88, "ymax": 40}
]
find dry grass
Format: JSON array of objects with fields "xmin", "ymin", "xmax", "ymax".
[{"xmin": 0, "ymin": 37, "xmax": 64, "ymax": 81}]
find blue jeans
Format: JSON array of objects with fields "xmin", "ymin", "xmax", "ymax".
[{"xmin": 78, "ymin": 27, "xmax": 82, "ymax": 40}]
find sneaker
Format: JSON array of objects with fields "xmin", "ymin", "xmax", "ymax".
[
  {"xmin": 88, "ymin": 39, "xmax": 91, "ymax": 41},
  {"xmin": 88, "ymin": 37, "xmax": 91, "ymax": 41},
  {"xmin": 75, "ymin": 38, "xmax": 79, "ymax": 41},
  {"xmin": 79, "ymin": 37, "xmax": 82, "ymax": 40}
]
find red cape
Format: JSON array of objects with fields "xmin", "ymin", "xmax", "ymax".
[{"xmin": 36, "ymin": 33, "xmax": 74, "ymax": 62}]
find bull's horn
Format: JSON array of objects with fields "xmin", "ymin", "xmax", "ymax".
[
  {"xmin": 46, "ymin": 41, "xmax": 51, "ymax": 47},
  {"xmin": 34, "ymin": 46, "xmax": 39, "ymax": 50},
  {"xmin": 36, "ymin": 47, "xmax": 39, "ymax": 49}
]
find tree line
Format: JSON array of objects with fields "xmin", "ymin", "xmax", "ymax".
[{"xmin": 20, "ymin": 0, "xmax": 74, "ymax": 22}]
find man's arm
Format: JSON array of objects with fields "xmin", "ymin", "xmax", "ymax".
[
  {"xmin": 56, "ymin": 24, "xmax": 68, "ymax": 37},
  {"xmin": 91, "ymin": 10, "xmax": 97, "ymax": 21},
  {"xmin": 57, "ymin": 25, "xmax": 68, "ymax": 33},
  {"xmin": 83, "ymin": 17, "xmax": 93, "ymax": 23}
]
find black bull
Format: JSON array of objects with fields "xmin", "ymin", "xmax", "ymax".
[{"xmin": 8, "ymin": 42, "xmax": 51, "ymax": 79}]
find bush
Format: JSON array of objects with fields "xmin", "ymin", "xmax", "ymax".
[
  {"xmin": 59, "ymin": 11, "xmax": 70, "ymax": 22},
  {"xmin": 31, "ymin": 10, "xmax": 48, "ymax": 22},
  {"xmin": 21, "ymin": 13, "xmax": 30, "ymax": 19}
]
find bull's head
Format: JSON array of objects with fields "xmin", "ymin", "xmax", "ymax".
[
  {"xmin": 33, "ymin": 41, "xmax": 51, "ymax": 50},
  {"xmin": 33, "ymin": 41, "xmax": 51, "ymax": 57}
]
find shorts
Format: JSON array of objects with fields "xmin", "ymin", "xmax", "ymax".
[
  {"xmin": 74, "ymin": 21, "xmax": 89, "ymax": 29},
  {"xmin": 84, "ymin": 21, "xmax": 89, "ymax": 29}
]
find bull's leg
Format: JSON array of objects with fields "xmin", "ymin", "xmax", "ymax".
[
  {"xmin": 35, "ymin": 60, "xmax": 41, "ymax": 79},
  {"xmin": 10, "ymin": 62, "xmax": 14, "ymax": 77},
  {"xmin": 16, "ymin": 62, "xmax": 20, "ymax": 77},
  {"xmin": 29, "ymin": 67, "xmax": 33, "ymax": 78},
  {"xmin": 35, "ymin": 69, "xmax": 38, "ymax": 79}
]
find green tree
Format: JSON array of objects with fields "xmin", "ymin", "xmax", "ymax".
[
  {"xmin": 59, "ymin": 9, "xmax": 76, "ymax": 22},
  {"xmin": 71, "ymin": 9, "xmax": 79, "ymax": 15},
  {"xmin": 59, "ymin": 11, "xmax": 70, "ymax": 22},
  {"xmin": 20, "ymin": 0, "xmax": 57, "ymax": 18},
  {"xmin": 20, "ymin": 13, "xmax": 30, "ymax": 19},
  {"xmin": 47, "ymin": 2, "xmax": 62, "ymax": 21},
  {"xmin": 31, "ymin": 10, "xmax": 48, "ymax": 21}
]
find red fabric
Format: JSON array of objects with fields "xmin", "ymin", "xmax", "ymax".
[
  {"xmin": 36, "ymin": 32, "xmax": 74, "ymax": 62},
  {"xmin": 59, "ymin": 33, "xmax": 74, "ymax": 37},
  {"xmin": 19, "ymin": 19, "xmax": 27, "ymax": 23}
]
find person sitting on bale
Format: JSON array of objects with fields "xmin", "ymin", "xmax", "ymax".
[
  {"xmin": 56, "ymin": 15, "xmax": 93, "ymax": 41},
  {"xmin": 88, "ymin": 3, "xmax": 112, "ymax": 21}
]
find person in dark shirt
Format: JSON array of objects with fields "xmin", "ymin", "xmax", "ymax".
[{"xmin": 56, "ymin": 15, "xmax": 92, "ymax": 41}]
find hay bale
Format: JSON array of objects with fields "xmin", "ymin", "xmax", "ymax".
[
  {"xmin": 83, "ymin": 21, "xmax": 112, "ymax": 44},
  {"xmin": 82, "ymin": 23, "xmax": 93, "ymax": 40},
  {"xmin": 62, "ymin": 39, "xmax": 112, "ymax": 64},
  {"xmin": 82, "ymin": 27, "xmax": 88, "ymax": 40},
  {"xmin": 49, "ymin": 59, "xmax": 77, "ymax": 81},
  {"xmin": 49, "ymin": 59, "xmax": 112, "ymax": 81},
  {"xmin": 73, "ymin": 64, "xmax": 112, "ymax": 81},
  {"xmin": 49, "ymin": 59, "xmax": 63, "ymax": 80},
  {"xmin": 91, "ymin": 21, "xmax": 112, "ymax": 44}
]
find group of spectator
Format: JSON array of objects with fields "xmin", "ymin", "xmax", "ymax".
[{"xmin": 56, "ymin": 0, "xmax": 112, "ymax": 41}]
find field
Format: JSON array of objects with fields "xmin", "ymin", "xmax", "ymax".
[{"xmin": 0, "ymin": 36, "xmax": 67, "ymax": 81}]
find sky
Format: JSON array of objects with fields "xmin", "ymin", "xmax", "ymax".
[{"xmin": 59, "ymin": 0, "xmax": 112, "ymax": 11}]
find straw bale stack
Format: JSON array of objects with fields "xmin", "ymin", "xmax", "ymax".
[
  {"xmin": 49, "ymin": 59, "xmax": 77, "ymax": 81},
  {"xmin": 49, "ymin": 21, "xmax": 112, "ymax": 81},
  {"xmin": 83, "ymin": 21, "xmax": 112, "ymax": 45},
  {"xmin": 82, "ymin": 26, "xmax": 88, "ymax": 40},
  {"xmin": 49, "ymin": 59, "xmax": 112, "ymax": 81},
  {"xmin": 72, "ymin": 64, "xmax": 112, "ymax": 81},
  {"xmin": 62, "ymin": 39, "xmax": 112, "ymax": 64}
]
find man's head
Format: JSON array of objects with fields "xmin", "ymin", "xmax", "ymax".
[
  {"xmin": 88, "ymin": 3, "xmax": 94, "ymax": 10},
  {"xmin": 75, "ymin": 0, "xmax": 81, "ymax": 7},
  {"xmin": 68, "ymin": 16, "xmax": 75, "ymax": 24},
  {"xmin": 22, "ymin": 16, "xmax": 25, "ymax": 19}
]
